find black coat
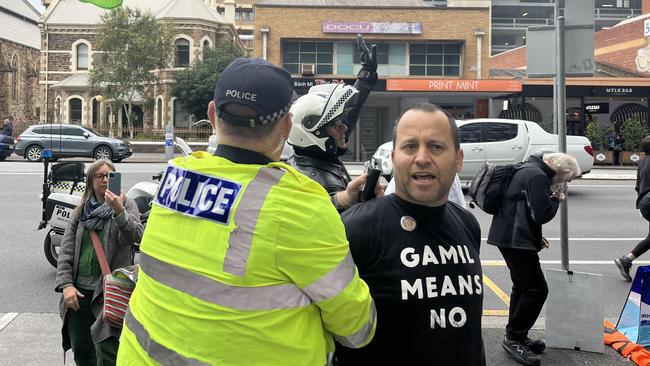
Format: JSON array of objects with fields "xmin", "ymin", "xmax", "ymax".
[
  {"xmin": 487, "ymin": 155, "xmax": 559, "ymax": 251},
  {"xmin": 1, "ymin": 124, "xmax": 12, "ymax": 137},
  {"xmin": 636, "ymin": 157, "xmax": 650, "ymax": 209}
]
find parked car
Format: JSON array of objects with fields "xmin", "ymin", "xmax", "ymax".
[
  {"xmin": 15, "ymin": 124, "xmax": 132, "ymax": 162},
  {"xmin": 373, "ymin": 118, "xmax": 594, "ymax": 182},
  {"xmin": 0, "ymin": 134, "xmax": 14, "ymax": 161}
]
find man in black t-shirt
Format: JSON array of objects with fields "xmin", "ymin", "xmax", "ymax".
[{"xmin": 335, "ymin": 104, "xmax": 485, "ymax": 365}]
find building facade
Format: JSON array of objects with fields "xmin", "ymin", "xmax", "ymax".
[
  {"xmin": 489, "ymin": 9, "xmax": 650, "ymax": 136},
  {"xmin": 0, "ymin": 0, "xmax": 41, "ymax": 123},
  {"xmin": 205, "ymin": 0, "xmax": 254, "ymax": 53},
  {"xmin": 39, "ymin": 0, "xmax": 241, "ymax": 131},
  {"xmin": 254, "ymin": 0, "xmax": 515, "ymax": 160}
]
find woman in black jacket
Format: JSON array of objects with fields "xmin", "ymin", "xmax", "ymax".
[
  {"xmin": 487, "ymin": 153, "xmax": 580, "ymax": 366},
  {"xmin": 615, "ymin": 136, "xmax": 650, "ymax": 281}
]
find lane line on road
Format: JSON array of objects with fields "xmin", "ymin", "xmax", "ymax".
[
  {"xmin": 483, "ymin": 310, "xmax": 510, "ymax": 316},
  {"xmin": 483, "ymin": 275, "xmax": 511, "ymax": 308},
  {"xmin": 482, "ymin": 259, "xmax": 650, "ymax": 266},
  {"xmin": 481, "ymin": 238, "xmax": 644, "ymax": 241},
  {"xmin": 0, "ymin": 172, "xmax": 42, "ymax": 175},
  {"xmin": 0, "ymin": 313, "xmax": 19, "ymax": 332}
]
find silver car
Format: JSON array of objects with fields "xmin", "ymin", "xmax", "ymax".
[{"xmin": 15, "ymin": 124, "xmax": 132, "ymax": 162}]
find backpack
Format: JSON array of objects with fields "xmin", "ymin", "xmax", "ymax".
[{"xmin": 468, "ymin": 162, "xmax": 525, "ymax": 215}]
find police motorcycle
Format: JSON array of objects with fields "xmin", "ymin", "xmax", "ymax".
[{"xmin": 38, "ymin": 138, "xmax": 191, "ymax": 268}]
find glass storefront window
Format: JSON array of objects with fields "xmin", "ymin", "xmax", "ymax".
[
  {"xmin": 335, "ymin": 42, "xmax": 406, "ymax": 76},
  {"xmin": 409, "ymin": 41, "xmax": 463, "ymax": 76},
  {"xmin": 282, "ymin": 41, "xmax": 333, "ymax": 75}
]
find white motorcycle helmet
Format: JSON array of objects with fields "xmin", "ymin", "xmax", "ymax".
[{"xmin": 288, "ymin": 83, "xmax": 359, "ymax": 155}]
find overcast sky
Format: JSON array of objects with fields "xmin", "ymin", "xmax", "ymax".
[{"xmin": 27, "ymin": 0, "xmax": 45, "ymax": 13}]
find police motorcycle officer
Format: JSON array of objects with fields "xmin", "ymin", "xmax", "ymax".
[{"xmin": 288, "ymin": 35, "xmax": 379, "ymax": 212}]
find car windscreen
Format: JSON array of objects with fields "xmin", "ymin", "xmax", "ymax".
[{"xmin": 85, "ymin": 127, "xmax": 104, "ymax": 137}]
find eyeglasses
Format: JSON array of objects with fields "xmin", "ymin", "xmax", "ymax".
[{"xmin": 94, "ymin": 173, "xmax": 110, "ymax": 180}]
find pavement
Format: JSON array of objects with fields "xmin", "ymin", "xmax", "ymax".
[
  {"xmin": 0, "ymin": 312, "xmax": 632, "ymax": 365},
  {"xmin": 0, "ymin": 155, "xmax": 639, "ymax": 365}
]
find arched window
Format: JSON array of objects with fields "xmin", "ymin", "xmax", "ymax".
[
  {"xmin": 11, "ymin": 56, "xmax": 17, "ymax": 100},
  {"xmin": 77, "ymin": 43, "xmax": 88, "ymax": 70},
  {"xmin": 69, "ymin": 98, "xmax": 82, "ymax": 124},
  {"xmin": 203, "ymin": 39, "xmax": 210, "ymax": 49},
  {"xmin": 175, "ymin": 38, "xmax": 190, "ymax": 67}
]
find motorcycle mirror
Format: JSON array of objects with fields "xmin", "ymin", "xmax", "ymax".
[{"xmin": 175, "ymin": 137, "xmax": 193, "ymax": 157}]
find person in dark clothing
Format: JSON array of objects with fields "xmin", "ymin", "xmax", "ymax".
[
  {"xmin": 335, "ymin": 104, "xmax": 486, "ymax": 365},
  {"xmin": 488, "ymin": 152, "xmax": 580, "ymax": 366},
  {"xmin": 287, "ymin": 35, "xmax": 381, "ymax": 212},
  {"xmin": 2, "ymin": 119, "xmax": 13, "ymax": 137},
  {"xmin": 615, "ymin": 136, "xmax": 650, "ymax": 281},
  {"xmin": 608, "ymin": 131, "xmax": 623, "ymax": 165}
]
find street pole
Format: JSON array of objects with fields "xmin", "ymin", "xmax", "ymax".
[
  {"xmin": 556, "ymin": 14, "xmax": 570, "ymax": 271},
  {"xmin": 165, "ymin": 123, "xmax": 174, "ymax": 160}
]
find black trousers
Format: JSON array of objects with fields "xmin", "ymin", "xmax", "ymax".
[
  {"xmin": 631, "ymin": 221, "xmax": 650, "ymax": 258},
  {"xmin": 499, "ymin": 247, "xmax": 549, "ymax": 341}
]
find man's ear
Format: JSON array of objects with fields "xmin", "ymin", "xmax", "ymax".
[
  {"xmin": 282, "ymin": 112, "xmax": 293, "ymax": 139},
  {"xmin": 455, "ymin": 148, "xmax": 464, "ymax": 174},
  {"xmin": 208, "ymin": 101, "xmax": 217, "ymax": 130}
]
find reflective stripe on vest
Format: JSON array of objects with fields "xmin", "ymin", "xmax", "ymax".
[
  {"xmin": 140, "ymin": 252, "xmax": 312, "ymax": 311},
  {"xmin": 303, "ymin": 253, "xmax": 356, "ymax": 302},
  {"xmin": 334, "ymin": 299, "xmax": 376, "ymax": 348},
  {"xmin": 124, "ymin": 308, "xmax": 209, "ymax": 366},
  {"xmin": 224, "ymin": 167, "xmax": 286, "ymax": 276}
]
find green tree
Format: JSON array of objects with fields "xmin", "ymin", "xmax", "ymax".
[
  {"xmin": 90, "ymin": 7, "xmax": 175, "ymax": 138},
  {"xmin": 620, "ymin": 115, "xmax": 650, "ymax": 151},
  {"xmin": 584, "ymin": 117, "xmax": 611, "ymax": 150},
  {"xmin": 172, "ymin": 43, "xmax": 244, "ymax": 120}
]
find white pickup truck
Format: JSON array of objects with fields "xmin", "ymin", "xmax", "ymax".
[{"xmin": 373, "ymin": 118, "xmax": 594, "ymax": 182}]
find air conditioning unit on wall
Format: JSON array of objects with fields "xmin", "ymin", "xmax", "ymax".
[{"xmin": 300, "ymin": 63, "xmax": 315, "ymax": 75}]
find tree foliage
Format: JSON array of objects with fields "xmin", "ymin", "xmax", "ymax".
[
  {"xmin": 584, "ymin": 117, "xmax": 612, "ymax": 150},
  {"xmin": 620, "ymin": 115, "xmax": 650, "ymax": 151},
  {"xmin": 172, "ymin": 42, "xmax": 244, "ymax": 120},
  {"xmin": 89, "ymin": 7, "xmax": 175, "ymax": 133}
]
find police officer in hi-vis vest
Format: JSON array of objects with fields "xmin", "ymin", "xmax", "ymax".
[{"xmin": 117, "ymin": 58, "xmax": 376, "ymax": 366}]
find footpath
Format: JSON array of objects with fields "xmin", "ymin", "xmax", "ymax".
[{"xmin": 0, "ymin": 312, "xmax": 630, "ymax": 365}]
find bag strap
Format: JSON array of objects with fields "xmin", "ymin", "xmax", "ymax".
[{"xmin": 90, "ymin": 230, "xmax": 111, "ymax": 276}]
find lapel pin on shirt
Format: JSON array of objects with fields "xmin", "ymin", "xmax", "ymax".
[{"xmin": 400, "ymin": 216, "xmax": 417, "ymax": 232}]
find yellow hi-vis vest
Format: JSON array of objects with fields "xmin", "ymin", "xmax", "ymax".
[{"xmin": 117, "ymin": 152, "xmax": 376, "ymax": 366}]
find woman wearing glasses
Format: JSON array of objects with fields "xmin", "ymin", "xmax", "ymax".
[{"xmin": 54, "ymin": 159, "xmax": 143, "ymax": 366}]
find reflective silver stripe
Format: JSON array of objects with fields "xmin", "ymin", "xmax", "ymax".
[
  {"xmin": 124, "ymin": 308, "xmax": 210, "ymax": 366},
  {"xmin": 334, "ymin": 299, "xmax": 377, "ymax": 349},
  {"xmin": 224, "ymin": 167, "xmax": 286, "ymax": 276},
  {"xmin": 140, "ymin": 252, "xmax": 312, "ymax": 311},
  {"xmin": 303, "ymin": 253, "xmax": 357, "ymax": 303}
]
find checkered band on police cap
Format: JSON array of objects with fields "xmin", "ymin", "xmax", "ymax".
[{"xmin": 215, "ymin": 58, "xmax": 294, "ymax": 128}]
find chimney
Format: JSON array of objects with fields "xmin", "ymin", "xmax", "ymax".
[
  {"xmin": 644, "ymin": 0, "xmax": 650, "ymax": 14},
  {"xmin": 223, "ymin": 0, "xmax": 236, "ymax": 25},
  {"xmin": 42, "ymin": 0, "xmax": 52, "ymax": 7}
]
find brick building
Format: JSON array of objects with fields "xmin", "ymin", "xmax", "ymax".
[
  {"xmin": 0, "ymin": 0, "xmax": 40, "ymax": 123},
  {"xmin": 489, "ymin": 10, "xmax": 650, "ymax": 135},
  {"xmin": 39, "ymin": 0, "xmax": 241, "ymax": 130},
  {"xmin": 254, "ymin": 0, "xmax": 521, "ymax": 160}
]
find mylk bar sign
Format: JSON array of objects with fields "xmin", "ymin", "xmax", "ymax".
[{"xmin": 323, "ymin": 21, "xmax": 422, "ymax": 34}]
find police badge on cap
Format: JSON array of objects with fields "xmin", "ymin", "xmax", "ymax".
[{"xmin": 215, "ymin": 58, "xmax": 294, "ymax": 128}]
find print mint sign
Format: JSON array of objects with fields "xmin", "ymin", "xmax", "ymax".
[{"xmin": 322, "ymin": 21, "xmax": 422, "ymax": 34}]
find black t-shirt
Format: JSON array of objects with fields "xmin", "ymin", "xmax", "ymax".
[{"xmin": 336, "ymin": 194, "xmax": 485, "ymax": 366}]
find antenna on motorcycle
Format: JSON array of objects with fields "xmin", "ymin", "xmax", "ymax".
[{"xmin": 175, "ymin": 137, "xmax": 193, "ymax": 157}]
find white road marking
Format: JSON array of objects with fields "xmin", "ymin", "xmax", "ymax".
[
  {"xmin": 482, "ymin": 260, "xmax": 650, "ymax": 266},
  {"xmin": 481, "ymin": 238, "xmax": 644, "ymax": 241},
  {"xmin": 0, "ymin": 313, "xmax": 19, "ymax": 332}
]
